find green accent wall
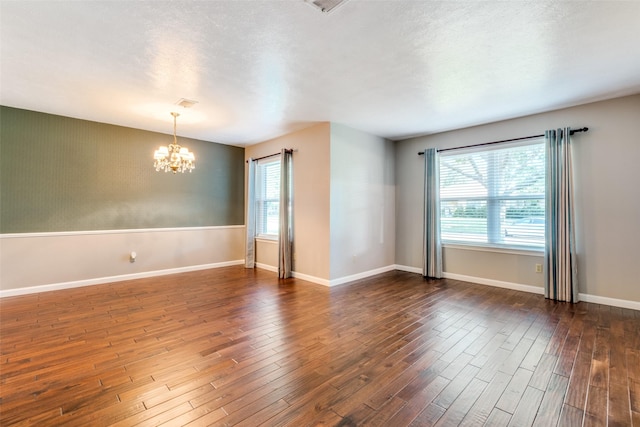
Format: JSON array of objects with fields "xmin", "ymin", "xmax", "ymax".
[{"xmin": 0, "ymin": 106, "xmax": 245, "ymax": 233}]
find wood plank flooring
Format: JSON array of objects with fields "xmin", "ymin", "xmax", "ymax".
[{"xmin": 1, "ymin": 266, "xmax": 638, "ymax": 426}]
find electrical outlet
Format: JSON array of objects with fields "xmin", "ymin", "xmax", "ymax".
[{"xmin": 535, "ymin": 264, "xmax": 542, "ymax": 273}]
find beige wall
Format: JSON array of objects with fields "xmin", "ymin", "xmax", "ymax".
[
  {"xmin": 0, "ymin": 226, "xmax": 245, "ymax": 294},
  {"xmin": 246, "ymin": 123, "xmax": 332, "ymax": 281},
  {"xmin": 246, "ymin": 122, "xmax": 396, "ymax": 284},
  {"xmin": 443, "ymin": 247, "xmax": 544, "ymax": 289},
  {"xmin": 329, "ymin": 123, "xmax": 395, "ymax": 280},
  {"xmin": 255, "ymin": 239, "xmax": 278, "ymax": 270},
  {"xmin": 395, "ymin": 94, "xmax": 640, "ymax": 303}
]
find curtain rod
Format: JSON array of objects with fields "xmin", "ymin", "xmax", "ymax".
[
  {"xmin": 418, "ymin": 127, "xmax": 588, "ymax": 156},
  {"xmin": 246, "ymin": 148, "xmax": 294, "ymax": 163}
]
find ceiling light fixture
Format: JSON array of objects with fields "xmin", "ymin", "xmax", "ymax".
[
  {"xmin": 153, "ymin": 112, "xmax": 195, "ymax": 174},
  {"xmin": 176, "ymin": 98, "xmax": 198, "ymax": 109}
]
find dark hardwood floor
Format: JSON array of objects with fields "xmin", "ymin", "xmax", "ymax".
[{"xmin": 1, "ymin": 266, "xmax": 638, "ymax": 426}]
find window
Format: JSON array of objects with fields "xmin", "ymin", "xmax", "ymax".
[
  {"xmin": 439, "ymin": 141, "xmax": 545, "ymax": 249},
  {"xmin": 255, "ymin": 157, "xmax": 281, "ymax": 237}
]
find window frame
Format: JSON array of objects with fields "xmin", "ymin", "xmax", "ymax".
[
  {"xmin": 255, "ymin": 156, "xmax": 281, "ymax": 240},
  {"xmin": 438, "ymin": 139, "xmax": 546, "ymax": 252}
]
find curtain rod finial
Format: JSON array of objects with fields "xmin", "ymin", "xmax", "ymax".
[{"xmin": 570, "ymin": 127, "xmax": 589, "ymax": 135}]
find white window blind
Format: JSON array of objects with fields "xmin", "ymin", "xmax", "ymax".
[
  {"xmin": 255, "ymin": 157, "xmax": 281, "ymax": 237},
  {"xmin": 439, "ymin": 141, "xmax": 545, "ymax": 248}
]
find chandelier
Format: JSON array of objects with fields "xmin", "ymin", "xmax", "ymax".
[{"xmin": 153, "ymin": 112, "xmax": 195, "ymax": 173}]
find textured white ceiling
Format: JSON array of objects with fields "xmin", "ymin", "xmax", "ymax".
[{"xmin": 2, "ymin": 1, "xmax": 640, "ymax": 145}]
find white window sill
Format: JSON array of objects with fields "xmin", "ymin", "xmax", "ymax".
[{"xmin": 442, "ymin": 242, "xmax": 543, "ymax": 257}]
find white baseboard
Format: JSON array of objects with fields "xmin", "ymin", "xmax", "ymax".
[
  {"xmin": 578, "ymin": 293, "xmax": 640, "ymax": 311},
  {"xmin": 253, "ymin": 263, "xmax": 331, "ymax": 286},
  {"xmin": 255, "ymin": 262, "xmax": 278, "ymax": 273},
  {"xmin": 329, "ymin": 265, "xmax": 397, "ymax": 287},
  {"xmin": 443, "ymin": 273, "xmax": 640, "ymax": 310},
  {"xmin": 0, "ymin": 260, "xmax": 245, "ymax": 298},
  {"xmin": 292, "ymin": 271, "xmax": 330, "ymax": 287},
  {"xmin": 395, "ymin": 265, "xmax": 546, "ymax": 295},
  {"xmin": 394, "ymin": 264, "xmax": 423, "ymax": 274},
  {"xmin": 9, "ymin": 261, "xmax": 636, "ymax": 312},
  {"xmin": 253, "ymin": 264, "xmax": 398, "ymax": 287},
  {"xmin": 443, "ymin": 272, "xmax": 545, "ymax": 295},
  {"xmin": 397, "ymin": 268, "xmax": 640, "ymax": 311}
]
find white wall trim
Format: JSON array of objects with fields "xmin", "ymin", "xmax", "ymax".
[
  {"xmin": 578, "ymin": 293, "xmax": 640, "ymax": 311},
  {"xmin": 255, "ymin": 262, "xmax": 278, "ymax": 273},
  {"xmin": 442, "ymin": 272, "xmax": 640, "ymax": 311},
  {"xmin": 329, "ymin": 265, "xmax": 397, "ymax": 287},
  {"xmin": 7, "ymin": 260, "xmax": 637, "ymax": 311},
  {"xmin": 442, "ymin": 272, "xmax": 545, "ymax": 295},
  {"xmin": 0, "ymin": 260, "xmax": 244, "ymax": 298},
  {"xmin": 293, "ymin": 271, "xmax": 331, "ymax": 287},
  {"xmin": 253, "ymin": 263, "xmax": 331, "ymax": 286},
  {"xmin": 0, "ymin": 225, "xmax": 245, "ymax": 239},
  {"xmin": 395, "ymin": 266, "xmax": 548, "ymax": 295},
  {"xmin": 394, "ymin": 264, "xmax": 423, "ymax": 274}
]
